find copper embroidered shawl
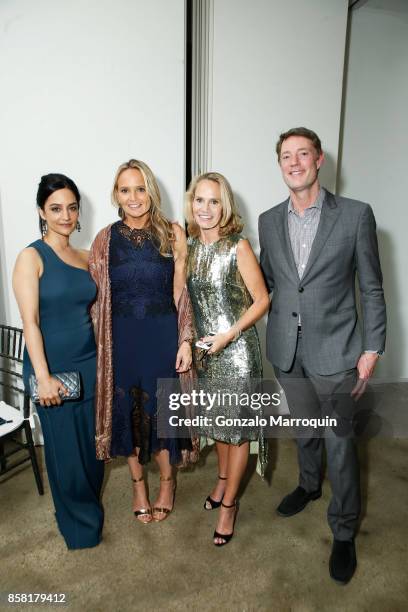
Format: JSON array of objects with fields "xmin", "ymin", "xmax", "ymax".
[{"xmin": 89, "ymin": 224, "xmax": 198, "ymax": 464}]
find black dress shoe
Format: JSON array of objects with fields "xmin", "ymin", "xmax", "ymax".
[
  {"xmin": 329, "ymin": 539, "xmax": 357, "ymax": 585},
  {"xmin": 276, "ymin": 486, "xmax": 322, "ymax": 517}
]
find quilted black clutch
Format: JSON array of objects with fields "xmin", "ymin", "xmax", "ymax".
[{"xmin": 29, "ymin": 371, "xmax": 81, "ymax": 403}]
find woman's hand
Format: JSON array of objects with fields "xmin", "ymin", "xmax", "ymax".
[
  {"xmin": 202, "ymin": 331, "xmax": 234, "ymax": 355},
  {"xmin": 175, "ymin": 341, "xmax": 192, "ymax": 373},
  {"xmin": 37, "ymin": 375, "xmax": 68, "ymax": 407}
]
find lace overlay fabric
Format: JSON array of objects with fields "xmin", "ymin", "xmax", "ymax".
[
  {"xmin": 130, "ymin": 386, "xmax": 152, "ymax": 463},
  {"xmin": 108, "ymin": 221, "xmax": 193, "ymax": 464},
  {"xmin": 117, "ymin": 223, "xmax": 153, "ymax": 249},
  {"xmin": 109, "ymin": 222, "xmax": 176, "ymax": 319},
  {"xmin": 89, "ymin": 223, "xmax": 198, "ymax": 465}
]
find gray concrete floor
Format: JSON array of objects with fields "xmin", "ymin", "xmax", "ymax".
[{"xmin": 1, "ymin": 437, "xmax": 407, "ymax": 612}]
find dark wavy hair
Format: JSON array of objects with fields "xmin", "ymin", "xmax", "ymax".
[{"xmin": 36, "ymin": 173, "xmax": 81, "ymax": 234}]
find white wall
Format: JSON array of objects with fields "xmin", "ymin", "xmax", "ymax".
[
  {"xmin": 339, "ymin": 0, "xmax": 408, "ymax": 379},
  {"xmin": 208, "ymin": 0, "xmax": 349, "ymax": 376},
  {"xmin": 0, "ymin": 0, "xmax": 186, "ymax": 326},
  {"xmin": 210, "ymin": 0, "xmax": 349, "ymax": 245}
]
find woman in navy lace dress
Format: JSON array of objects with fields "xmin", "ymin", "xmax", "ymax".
[{"xmin": 90, "ymin": 159, "xmax": 193, "ymax": 523}]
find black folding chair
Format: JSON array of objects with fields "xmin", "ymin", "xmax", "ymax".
[{"xmin": 0, "ymin": 324, "xmax": 44, "ymax": 494}]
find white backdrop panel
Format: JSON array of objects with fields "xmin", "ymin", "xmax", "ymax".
[
  {"xmin": 210, "ymin": 0, "xmax": 349, "ymax": 247},
  {"xmin": 340, "ymin": 0, "xmax": 408, "ymax": 379},
  {"xmin": 209, "ymin": 0, "xmax": 349, "ymax": 377},
  {"xmin": 0, "ymin": 0, "xmax": 186, "ymax": 325}
]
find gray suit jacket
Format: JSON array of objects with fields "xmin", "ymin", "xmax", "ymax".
[{"xmin": 258, "ymin": 189, "xmax": 386, "ymax": 375}]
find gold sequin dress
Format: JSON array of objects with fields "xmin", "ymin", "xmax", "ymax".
[{"xmin": 187, "ymin": 234, "xmax": 266, "ymax": 471}]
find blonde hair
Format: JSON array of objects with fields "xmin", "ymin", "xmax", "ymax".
[
  {"xmin": 185, "ymin": 172, "xmax": 243, "ymax": 238},
  {"xmin": 112, "ymin": 159, "xmax": 174, "ymax": 256}
]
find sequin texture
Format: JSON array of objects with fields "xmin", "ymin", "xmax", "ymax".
[{"xmin": 187, "ymin": 234, "xmax": 266, "ymax": 470}]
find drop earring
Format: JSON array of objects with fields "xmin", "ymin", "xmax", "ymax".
[
  {"xmin": 41, "ymin": 219, "xmax": 47, "ymax": 236},
  {"xmin": 76, "ymin": 221, "xmax": 81, "ymax": 232}
]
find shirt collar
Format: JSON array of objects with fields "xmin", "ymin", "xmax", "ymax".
[{"xmin": 288, "ymin": 187, "xmax": 325, "ymax": 215}]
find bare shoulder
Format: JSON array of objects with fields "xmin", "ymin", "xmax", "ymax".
[
  {"xmin": 13, "ymin": 247, "xmax": 43, "ymax": 281},
  {"xmin": 15, "ymin": 247, "xmax": 42, "ymax": 269},
  {"xmin": 236, "ymin": 238, "xmax": 260, "ymax": 273},
  {"xmin": 236, "ymin": 237, "xmax": 254, "ymax": 256}
]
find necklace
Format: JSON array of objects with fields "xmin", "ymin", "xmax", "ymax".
[{"xmin": 119, "ymin": 222, "xmax": 152, "ymax": 248}]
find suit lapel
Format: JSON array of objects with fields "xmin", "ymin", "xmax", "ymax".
[
  {"xmin": 301, "ymin": 191, "xmax": 341, "ymax": 283},
  {"xmin": 275, "ymin": 200, "xmax": 299, "ymax": 279}
]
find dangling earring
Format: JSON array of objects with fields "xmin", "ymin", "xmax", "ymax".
[
  {"xmin": 41, "ymin": 219, "xmax": 47, "ymax": 236},
  {"xmin": 76, "ymin": 221, "xmax": 81, "ymax": 232}
]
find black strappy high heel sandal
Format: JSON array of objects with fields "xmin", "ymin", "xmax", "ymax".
[
  {"xmin": 213, "ymin": 500, "xmax": 239, "ymax": 546},
  {"xmin": 204, "ymin": 475, "xmax": 227, "ymax": 510}
]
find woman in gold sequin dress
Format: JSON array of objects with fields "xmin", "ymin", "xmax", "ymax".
[{"xmin": 185, "ymin": 172, "xmax": 269, "ymax": 545}]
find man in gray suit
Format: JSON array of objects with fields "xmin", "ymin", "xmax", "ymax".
[{"xmin": 258, "ymin": 127, "xmax": 386, "ymax": 584}]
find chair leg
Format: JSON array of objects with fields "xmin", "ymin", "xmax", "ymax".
[
  {"xmin": 0, "ymin": 439, "xmax": 6, "ymax": 473},
  {"xmin": 24, "ymin": 421, "xmax": 44, "ymax": 495}
]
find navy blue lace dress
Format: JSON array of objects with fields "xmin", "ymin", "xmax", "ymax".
[{"xmin": 109, "ymin": 221, "xmax": 190, "ymax": 464}]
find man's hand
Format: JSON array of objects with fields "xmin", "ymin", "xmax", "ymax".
[{"xmin": 351, "ymin": 353, "xmax": 379, "ymax": 400}]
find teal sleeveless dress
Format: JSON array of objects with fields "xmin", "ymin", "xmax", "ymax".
[{"xmin": 22, "ymin": 239, "xmax": 104, "ymax": 549}]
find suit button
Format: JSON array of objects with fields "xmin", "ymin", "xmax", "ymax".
[
  {"xmin": 292, "ymin": 312, "xmax": 298, "ymax": 317},
  {"xmin": 298, "ymin": 287, "xmax": 304, "ymax": 293}
]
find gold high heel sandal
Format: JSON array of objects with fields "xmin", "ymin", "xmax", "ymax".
[
  {"xmin": 132, "ymin": 475, "xmax": 152, "ymax": 524},
  {"xmin": 152, "ymin": 475, "xmax": 176, "ymax": 522}
]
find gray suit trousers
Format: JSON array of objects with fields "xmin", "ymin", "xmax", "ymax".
[{"xmin": 274, "ymin": 331, "xmax": 361, "ymax": 541}]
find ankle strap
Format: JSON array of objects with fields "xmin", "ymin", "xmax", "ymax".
[
  {"xmin": 132, "ymin": 475, "xmax": 144, "ymax": 483},
  {"xmin": 218, "ymin": 475, "xmax": 227, "ymax": 480},
  {"xmin": 221, "ymin": 500, "xmax": 236, "ymax": 508}
]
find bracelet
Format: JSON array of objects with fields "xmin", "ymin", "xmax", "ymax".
[
  {"xmin": 180, "ymin": 335, "xmax": 194, "ymax": 346},
  {"xmin": 232, "ymin": 327, "xmax": 242, "ymax": 342}
]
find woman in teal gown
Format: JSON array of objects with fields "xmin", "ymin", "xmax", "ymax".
[{"xmin": 13, "ymin": 174, "xmax": 104, "ymax": 550}]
